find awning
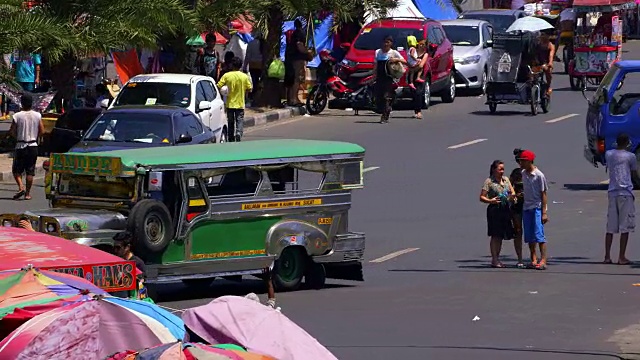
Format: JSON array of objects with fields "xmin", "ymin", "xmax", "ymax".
[
  {"xmin": 573, "ymin": 0, "xmax": 636, "ymax": 10},
  {"xmin": 0, "ymin": 228, "xmax": 137, "ymax": 292}
]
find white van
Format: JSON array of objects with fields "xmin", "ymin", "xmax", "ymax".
[{"xmin": 110, "ymin": 74, "xmax": 228, "ymax": 142}]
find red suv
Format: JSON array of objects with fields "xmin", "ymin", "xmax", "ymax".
[{"xmin": 338, "ymin": 17, "xmax": 456, "ymax": 108}]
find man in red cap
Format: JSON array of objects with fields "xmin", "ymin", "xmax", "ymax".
[{"xmin": 518, "ymin": 150, "xmax": 549, "ymax": 270}]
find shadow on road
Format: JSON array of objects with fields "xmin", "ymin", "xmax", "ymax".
[
  {"xmin": 563, "ymin": 183, "xmax": 608, "ymax": 191},
  {"xmin": 389, "ymin": 267, "xmax": 640, "ymax": 276},
  {"xmin": 469, "ymin": 110, "xmax": 530, "ymax": 116},
  {"xmin": 155, "ymin": 279, "xmax": 353, "ymax": 303},
  {"xmin": 325, "ymin": 344, "xmax": 621, "ymax": 358}
]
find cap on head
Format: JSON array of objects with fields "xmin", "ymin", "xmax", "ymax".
[{"xmin": 518, "ymin": 150, "xmax": 536, "ymax": 162}]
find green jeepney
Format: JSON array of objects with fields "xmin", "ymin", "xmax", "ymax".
[{"xmin": 2, "ymin": 140, "xmax": 366, "ymax": 291}]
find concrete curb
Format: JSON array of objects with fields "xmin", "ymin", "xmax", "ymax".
[
  {"xmin": 0, "ymin": 158, "xmax": 47, "ymax": 182},
  {"xmin": 619, "ymin": 353, "xmax": 640, "ymax": 360},
  {"xmin": 244, "ymin": 106, "xmax": 307, "ymax": 128}
]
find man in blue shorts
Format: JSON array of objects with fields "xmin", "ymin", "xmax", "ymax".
[{"xmin": 519, "ymin": 150, "xmax": 549, "ymax": 270}]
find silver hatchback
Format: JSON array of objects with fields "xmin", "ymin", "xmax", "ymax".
[{"xmin": 441, "ymin": 19, "xmax": 493, "ymax": 94}]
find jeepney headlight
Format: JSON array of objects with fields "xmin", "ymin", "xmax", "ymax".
[
  {"xmin": 46, "ymin": 223, "xmax": 56, "ymax": 232},
  {"xmin": 2, "ymin": 220, "xmax": 12, "ymax": 227}
]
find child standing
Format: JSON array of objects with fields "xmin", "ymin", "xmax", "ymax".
[
  {"xmin": 518, "ymin": 150, "xmax": 549, "ymax": 270},
  {"xmin": 405, "ymin": 36, "xmax": 424, "ymax": 90},
  {"xmin": 217, "ymin": 57, "xmax": 252, "ymax": 142}
]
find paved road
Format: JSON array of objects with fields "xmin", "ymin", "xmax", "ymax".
[{"xmin": 4, "ymin": 43, "xmax": 640, "ymax": 359}]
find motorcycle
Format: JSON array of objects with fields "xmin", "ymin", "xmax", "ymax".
[{"xmin": 307, "ymin": 50, "xmax": 393, "ymax": 115}]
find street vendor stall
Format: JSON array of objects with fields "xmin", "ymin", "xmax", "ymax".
[
  {"xmin": 568, "ymin": 0, "xmax": 635, "ymax": 89},
  {"xmin": 0, "ymin": 227, "xmax": 137, "ymax": 293}
]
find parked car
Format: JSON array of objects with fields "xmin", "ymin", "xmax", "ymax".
[
  {"xmin": 458, "ymin": 9, "xmax": 526, "ymax": 33},
  {"xmin": 110, "ymin": 74, "xmax": 228, "ymax": 143},
  {"xmin": 584, "ymin": 61, "xmax": 640, "ymax": 186},
  {"xmin": 441, "ymin": 19, "xmax": 494, "ymax": 94},
  {"xmin": 338, "ymin": 17, "xmax": 456, "ymax": 108},
  {"xmin": 69, "ymin": 106, "xmax": 215, "ymax": 153},
  {"xmin": 44, "ymin": 108, "xmax": 103, "ymax": 154}
]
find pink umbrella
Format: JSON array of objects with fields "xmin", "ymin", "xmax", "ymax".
[{"xmin": 182, "ymin": 296, "xmax": 338, "ymax": 360}]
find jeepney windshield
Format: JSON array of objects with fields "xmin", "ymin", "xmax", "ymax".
[{"xmin": 57, "ymin": 173, "xmax": 135, "ymax": 199}]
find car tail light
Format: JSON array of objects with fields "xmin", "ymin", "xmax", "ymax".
[
  {"xmin": 597, "ymin": 138, "xmax": 605, "ymax": 154},
  {"xmin": 43, "ymin": 160, "xmax": 50, "ymax": 171}
]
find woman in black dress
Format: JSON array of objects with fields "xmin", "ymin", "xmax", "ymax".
[{"xmin": 479, "ymin": 160, "xmax": 517, "ymax": 268}]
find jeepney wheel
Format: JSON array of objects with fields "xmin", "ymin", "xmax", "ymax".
[
  {"xmin": 128, "ymin": 199, "xmax": 174, "ymax": 257},
  {"xmin": 305, "ymin": 261, "xmax": 326, "ymax": 290},
  {"xmin": 488, "ymin": 102, "xmax": 497, "ymax": 114},
  {"xmin": 274, "ymin": 247, "xmax": 306, "ymax": 291}
]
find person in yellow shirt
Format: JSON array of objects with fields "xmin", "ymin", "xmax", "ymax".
[{"xmin": 217, "ymin": 57, "xmax": 252, "ymax": 142}]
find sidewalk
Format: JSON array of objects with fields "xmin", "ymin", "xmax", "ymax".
[
  {"xmin": 0, "ymin": 154, "xmax": 48, "ymax": 182},
  {"xmin": 244, "ymin": 105, "xmax": 307, "ymax": 128}
]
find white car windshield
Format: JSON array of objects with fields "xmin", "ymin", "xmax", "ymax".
[
  {"xmin": 443, "ymin": 25, "xmax": 480, "ymax": 46},
  {"xmin": 115, "ymin": 82, "xmax": 191, "ymax": 108}
]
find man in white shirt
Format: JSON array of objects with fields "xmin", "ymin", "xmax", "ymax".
[{"xmin": 9, "ymin": 94, "xmax": 44, "ymax": 200}]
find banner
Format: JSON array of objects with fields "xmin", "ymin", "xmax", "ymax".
[
  {"xmin": 111, "ymin": 49, "xmax": 144, "ymax": 84},
  {"xmin": 42, "ymin": 261, "xmax": 137, "ymax": 292}
]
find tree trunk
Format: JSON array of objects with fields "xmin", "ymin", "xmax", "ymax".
[
  {"xmin": 50, "ymin": 52, "xmax": 76, "ymax": 112},
  {"xmin": 255, "ymin": 6, "xmax": 285, "ymax": 108}
]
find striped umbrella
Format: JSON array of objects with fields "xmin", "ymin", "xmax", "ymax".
[
  {"xmin": 0, "ymin": 267, "xmax": 107, "ymax": 338},
  {"xmin": 104, "ymin": 342, "xmax": 276, "ymax": 359},
  {"xmin": 0, "ymin": 297, "xmax": 185, "ymax": 360}
]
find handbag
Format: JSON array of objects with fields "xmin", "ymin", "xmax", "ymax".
[{"xmin": 267, "ymin": 59, "xmax": 285, "ymax": 80}]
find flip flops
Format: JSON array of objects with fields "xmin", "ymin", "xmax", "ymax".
[
  {"xmin": 535, "ymin": 263, "xmax": 547, "ymax": 270},
  {"xmin": 12, "ymin": 190, "xmax": 25, "ymax": 200}
]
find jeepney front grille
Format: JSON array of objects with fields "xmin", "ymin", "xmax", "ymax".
[{"xmin": 342, "ymin": 249, "xmax": 364, "ymax": 262}]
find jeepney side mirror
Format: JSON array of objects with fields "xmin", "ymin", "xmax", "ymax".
[{"xmin": 176, "ymin": 134, "xmax": 193, "ymax": 144}]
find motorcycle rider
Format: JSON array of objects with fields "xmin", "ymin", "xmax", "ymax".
[{"xmin": 372, "ymin": 36, "xmax": 406, "ymax": 123}]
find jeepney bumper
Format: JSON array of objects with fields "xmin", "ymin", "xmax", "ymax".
[
  {"xmin": 0, "ymin": 208, "xmax": 126, "ymax": 248},
  {"xmin": 314, "ymin": 232, "xmax": 365, "ymax": 281}
]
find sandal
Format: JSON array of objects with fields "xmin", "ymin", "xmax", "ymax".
[
  {"xmin": 535, "ymin": 263, "xmax": 547, "ymax": 270},
  {"xmin": 24, "ymin": 195, "xmax": 31, "ymax": 200},
  {"xmin": 516, "ymin": 262, "xmax": 526, "ymax": 269},
  {"xmin": 12, "ymin": 190, "xmax": 25, "ymax": 200},
  {"xmin": 491, "ymin": 262, "xmax": 505, "ymax": 268},
  {"xmin": 527, "ymin": 262, "xmax": 538, "ymax": 269}
]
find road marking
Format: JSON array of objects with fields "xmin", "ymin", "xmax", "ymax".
[
  {"xmin": 363, "ymin": 166, "xmax": 380, "ymax": 173},
  {"xmin": 600, "ymin": 179, "xmax": 609, "ymax": 184},
  {"xmin": 448, "ymin": 138, "xmax": 488, "ymax": 149},
  {"xmin": 545, "ymin": 113, "xmax": 579, "ymax": 123},
  {"xmin": 369, "ymin": 248, "xmax": 420, "ymax": 263}
]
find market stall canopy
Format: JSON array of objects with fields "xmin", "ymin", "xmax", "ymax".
[
  {"xmin": 0, "ymin": 297, "xmax": 185, "ymax": 360},
  {"xmin": 0, "ymin": 267, "xmax": 106, "ymax": 339},
  {"xmin": 182, "ymin": 296, "xmax": 338, "ymax": 360},
  {"xmin": 0, "ymin": 227, "xmax": 138, "ymax": 292},
  {"xmin": 105, "ymin": 341, "xmax": 276, "ymax": 359}
]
